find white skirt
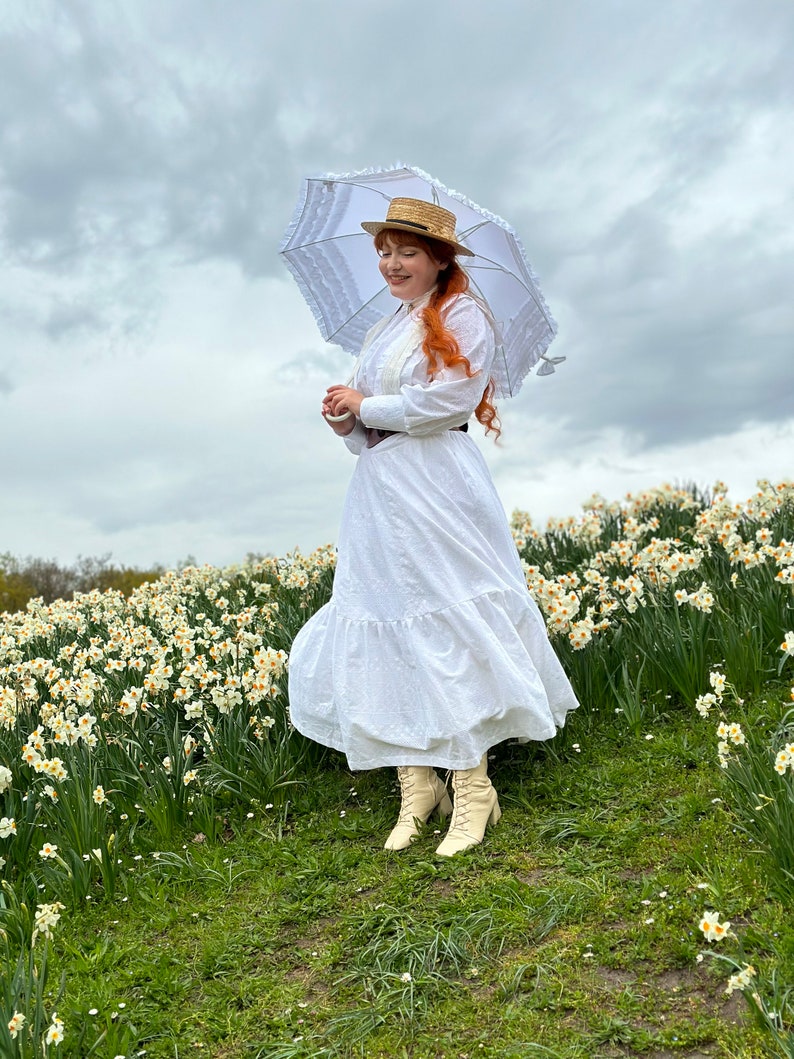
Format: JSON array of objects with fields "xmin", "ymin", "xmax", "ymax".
[{"xmin": 288, "ymin": 430, "xmax": 579, "ymax": 770}]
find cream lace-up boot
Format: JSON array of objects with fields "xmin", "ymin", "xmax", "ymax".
[
  {"xmin": 435, "ymin": 755, "xmax": 501, "ymax": 857},
  {"xmin": 384, "ymin": 766, "xmax": 453, "ymax": 851}
]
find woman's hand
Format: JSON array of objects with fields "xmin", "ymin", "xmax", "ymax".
[
  {"xmin": 325, "ymin": 385, "xmax": 364, "ymax": 418},
  {"xmin": 322, "ymin": 385, "xmax": 365, "ymax": 436}
]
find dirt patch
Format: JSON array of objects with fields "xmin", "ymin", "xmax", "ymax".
[
  {"xmin": 515, "ymin": 868, "xmax": 550, "ymax": 886},
  {"xmin": 432, "ymin": 877, "xmax": 457, "ymax": 898},
  {"xmin": 642, "ymin": 1051, "xmax": 716, "ymax": 1058},
  {"xmin": 594, "ymin": 965, "xmax": 638, "ymax": 988}
]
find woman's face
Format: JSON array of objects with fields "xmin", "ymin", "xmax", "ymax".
[{"xmin": 378, "ymin": 235, "xmax": 444, "ymax": 303}]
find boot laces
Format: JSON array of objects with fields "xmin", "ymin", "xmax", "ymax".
[
  {"xmin": 451, "ymin": 774, "xmax": 473, "ymax": 829},
  {"xmin": 396, "ymin": 767, "xmax": 419, "ymax": 824}
]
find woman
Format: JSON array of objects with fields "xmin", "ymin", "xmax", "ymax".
[{"xmin": 288, "ymin": 198, "xmax": 578, "ymax": 856}]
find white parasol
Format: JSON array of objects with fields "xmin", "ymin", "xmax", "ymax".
[{"xmin": 279, "ymin": 163, "xmax": 565, "ymax": 398}]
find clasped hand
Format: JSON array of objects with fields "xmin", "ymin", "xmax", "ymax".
[{"xmin": 322, "ymin": 385, "xmax": 364, "ymax": 435}]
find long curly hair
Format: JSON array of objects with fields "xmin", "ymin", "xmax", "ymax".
[{"xmin": 374, "ymin": 229, "xmax": 501, "ymax": 439}]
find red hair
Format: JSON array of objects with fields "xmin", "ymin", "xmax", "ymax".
[{"xmin": 374, "ymin": 229, "xmax": 501, "ymax": 439}]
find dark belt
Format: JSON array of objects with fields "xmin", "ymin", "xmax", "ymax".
[{"xmin": 365, "ymin": 422, "xmax": 468, "ymax": 449}]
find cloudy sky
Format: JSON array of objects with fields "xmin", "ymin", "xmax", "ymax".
[{"xmin": 1, "ymin": 0, "xmax": 792, "ymax": 569}]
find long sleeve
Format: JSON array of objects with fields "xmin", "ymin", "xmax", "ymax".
[
  {"xmin": 342, "ymin": 419, "xmax": 368, "ymax": 455},
  {"xmin": 358, "ymin": 297, "xmax": 495, "ymax": 436}
]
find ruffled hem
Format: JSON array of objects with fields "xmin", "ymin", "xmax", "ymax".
[{"xmin": 288, "ymin": 587, "xmax": 579, "ymax": 770}]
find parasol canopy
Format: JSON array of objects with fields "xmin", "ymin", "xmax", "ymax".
[{"xmin": 280, "ymin": 164, "xmax": 565, "ymax": 398}]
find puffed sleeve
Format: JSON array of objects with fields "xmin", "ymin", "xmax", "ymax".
[{"xmin": 357, "ymin": 296, "xmax": 496, "ymax": 436}]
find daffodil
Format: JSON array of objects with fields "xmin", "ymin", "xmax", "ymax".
[
  {"xmin": 725, "ymin": 964, "xmax": 756, "ymax": 995},
  {"xmin": 8, "ymin": 1012, "xmax": 25, "ymax": 1039},
  {"xmin": 44, "ymin": 1012, "xmax": 65, "ymax": 1045},
  {"xmin": 0, "ymin": 816, "xmax": 17, "ymax": 839},
  {"xmin": 699, "ymin": 911, "xmax": 731, "ymax": 942},
  {"xmin": 33, "ymin": 901, "xmax": 65, "ymax": 942}
]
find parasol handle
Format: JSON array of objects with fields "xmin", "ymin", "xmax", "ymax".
[{"xmin": 325, "ymin": 410, "xmax": 353, "ymax": 422}]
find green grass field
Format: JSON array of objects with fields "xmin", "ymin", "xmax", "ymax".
[{"xmin": 48, "ymin": 691, "xmax": 791, "ymax": 1058}]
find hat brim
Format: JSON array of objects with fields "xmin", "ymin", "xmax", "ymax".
[{"xmin": 360, "ymin": 221, "xmax": 475, "ymax": 257}]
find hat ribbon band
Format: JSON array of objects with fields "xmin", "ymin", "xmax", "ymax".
[{"xmin": 388, "ymin": 218, "xmax": 430, "ymax": 231}]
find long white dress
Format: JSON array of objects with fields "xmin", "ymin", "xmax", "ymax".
[{"xmin": 288, "ymin": 291, "xmax": 579, "ymax": 770}]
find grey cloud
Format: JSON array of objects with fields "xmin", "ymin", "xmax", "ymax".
[
  {"xmin": 1, "ymin": 0, "xmax": 793, "ymax": 567},
  {"xmin": 1, "ymin": 3, "xmax": 387, "ymax": 274},
  {"xmin": 515, "ymin": 173, "xmax": 794, "ymax": 448},
  {"xmin": 1, "ymin": 21, "xmax": 156, "ymax": 263},
  {"xmin": 277, "ymin": 347, "xmax": 352, "ymax": 385},
  {"xmin": 3, "ymin": 0, "xmax": 790, "ymax": 284},
  {"xmin": 44, "ymin": 299, "xmax": 105, "ymax": 340}
]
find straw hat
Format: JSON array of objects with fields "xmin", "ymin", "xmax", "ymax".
[{"xmin": 361, "ymin": 197, "xmax": 474, "ymax": 257}]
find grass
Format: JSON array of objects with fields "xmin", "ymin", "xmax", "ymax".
[{"xmin": 46, "ymin": 688, "xmax": 790, "ymax": 1058}]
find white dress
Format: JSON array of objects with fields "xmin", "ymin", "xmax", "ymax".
[{"xmin": 288, "ymin": 292, "xmax": 579, "ymax": 770}]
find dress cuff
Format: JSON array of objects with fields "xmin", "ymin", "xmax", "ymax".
[
  {"xmin": 359, "ymin": 395, "xmax": 406, "ymax": 433},
  {"xmin": 342, "ymin": 419, "xmax": 367, "ymax": 455}
]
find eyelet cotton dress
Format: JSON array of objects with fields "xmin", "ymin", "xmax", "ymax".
[{"xmin": 287, "ymin": 292, "xmax": 579, "ymax": 770}]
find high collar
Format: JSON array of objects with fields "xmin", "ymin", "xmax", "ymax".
[{"xmin": 401, "ymin": 286, "xmax": 437, "ymax": 313}]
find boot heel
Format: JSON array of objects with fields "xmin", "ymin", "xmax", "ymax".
[
  {"xmin": 436, "ymin": 792, "xmax": 453, "ymax": 818},
  {"xmin": 488, "ymin": 799, "xmax": 502, "ymax": 827}
]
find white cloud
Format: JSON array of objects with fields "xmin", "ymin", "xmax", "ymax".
[{"xmin": 479, "ymin": 408, "xmax": 794, "ymax": 529}]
